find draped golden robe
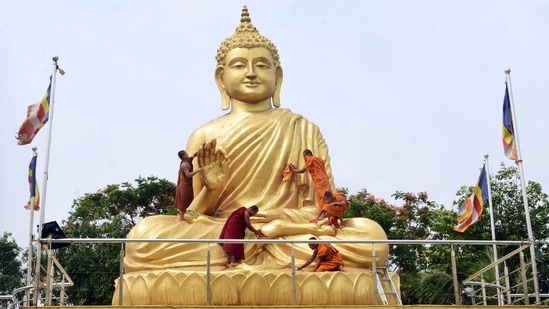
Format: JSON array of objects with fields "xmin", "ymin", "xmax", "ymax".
[{"xmin": 124, "ymin": 108, "xmax": 388, "ymax": 272}]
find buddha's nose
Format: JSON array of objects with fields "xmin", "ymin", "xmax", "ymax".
[{"xmin": 246, "ymin": 64, "xmax": 257, "ymax": 78}]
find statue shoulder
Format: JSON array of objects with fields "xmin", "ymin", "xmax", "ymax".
[
  {"xmin": 282, "ymin": 108, "xmax": 324, "ymax": 137},
  {"xmin": 186, "ymin": 115, "xmax": 226, "ymax": 153},
  {"xmin": 273, "ymin": 108, "xmax": 317, "ymax": 126}
]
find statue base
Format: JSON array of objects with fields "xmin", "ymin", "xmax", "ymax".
[{"xmin": 112, "ymin": 266, "xmax": 399, "ymax": 306}]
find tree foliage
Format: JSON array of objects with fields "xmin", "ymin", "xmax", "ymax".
[
  {"xmin": 345, "ymin": 189, "xmax": 451, "ymax": 304},
  {"xmin": 54, "ymin": 176, "xmax": 175, "ymax": 305},
  {"xmin": 0, "ymin": 233, "xmax": 24, "ymax": 303},
  {"xmin": 345, "ymin": 163, "xmax": 549, "ymax": 304},
  {"xmin": 449, "ymin": 164, "xmax": 549, "ymax": 299},
  {"xmin": 421, "ymin": 164, "xmax": 549, "ymax": 304}
]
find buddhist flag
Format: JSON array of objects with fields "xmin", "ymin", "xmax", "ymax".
[
  {"xmin": 454, "ymin": 164, "xmax": 489, "ymax": 232},
  {"xmin": 24, "ymin": 153, "xmax": 40, "ymax": 211},
  {"xmin": 16, "ymin": 75, "xmax": 52, "ymax": 145},
  {"xmin": 502, "ymin": 83, "xmax": 518, "ymax": 161}
]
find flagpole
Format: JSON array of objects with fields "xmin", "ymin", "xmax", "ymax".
[
  {"xmin": 33, "ymin": 56, "xmax": 64, "ymax": 305},
  {"xmin": 483, "ymin": 154, "xmax": 502, "ymax": 305},
  {"xmin": 25, "ymin": 147, "xmax": 38, "ymax": 306},
  {"xmin": 505, "ymin": 68, "xmax": 540, "ymax": 304}
]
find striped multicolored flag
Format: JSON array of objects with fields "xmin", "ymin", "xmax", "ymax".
[
  {"xmin": 502, "ymin": 82, "xmax": 518, "ymax": 161},
  {"xmin": 24, "ymin": 153, "xmax": 40, "ymax": 211},
  {"xmin": 454, "ymin": 164, "xmax": 489, "ymax": 232},
  {"xmin": 16, "ymin": 75, "xmax": 52, "ymax": 145}
]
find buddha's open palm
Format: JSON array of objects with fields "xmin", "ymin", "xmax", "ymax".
[{"xmin": 197, "ymin": 139, "xmax": 228, "ymax": 190}]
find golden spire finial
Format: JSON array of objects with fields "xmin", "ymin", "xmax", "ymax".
[
  {"xmin": 240, "ymin": 5, "xmax": 251, "ymax": 23},
  {"xmin": 215, "ymin": 6, "xmax": 280, "ymax": 65}
]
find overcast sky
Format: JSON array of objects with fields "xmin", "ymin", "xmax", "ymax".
[{"xmin": 1, "ymin": 0, "xmax": 548, "ymax": 248}]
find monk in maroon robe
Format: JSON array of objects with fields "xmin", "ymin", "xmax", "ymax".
[
  {"xmin": 219, "ymin": 205, "xmax": 264, "ymax": 266},
  {"xmin": 174, "ymin": 150, "xmax": 202, "ymax": 221}
]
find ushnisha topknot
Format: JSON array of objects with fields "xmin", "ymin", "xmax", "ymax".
[{"xmin": 215, "ymin": 6, "xmax": 280, "ymax": 65}]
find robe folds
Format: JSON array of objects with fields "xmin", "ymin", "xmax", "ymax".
[
  {"xmin": 199, "ymin": 108, "xmax": 334, "ymax": 217},
  {"xmin": 303, "ymin": 155, "xmax": 331, "ymax": 208},
  {"xmin": 316, "ymin": 243, "xmax": 344, "ymax": 272},
  {"xmin": 124, "ymin": 108, "xmax": 388, "ymax": 272}
]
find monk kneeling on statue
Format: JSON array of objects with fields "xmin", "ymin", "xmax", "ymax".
[
  {"xmin": 297, "ymin": 237, "xmax": 344, "ymax": 272},
  {"xmin": 315, "ymin": 191, "xmax": 349, "ymax": 229}
]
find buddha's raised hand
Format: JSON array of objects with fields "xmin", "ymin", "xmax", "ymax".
[{"xmin": 197, "ymin": 139, "xmax": 228, "ymax": 190}]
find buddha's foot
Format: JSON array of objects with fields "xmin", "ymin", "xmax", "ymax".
[
  {"xmin": 182, "ymin": 209, "xmax": 200, "ymax": 223},
  {"xmin": 315, "ymin": 218, "xmax": 329, "ymax": 228},
  {"xmin": 319, "ymin": 224, "xmax": 337, "ymax": 236}
]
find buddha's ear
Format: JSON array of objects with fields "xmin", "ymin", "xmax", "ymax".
[
  {"xmin": 215, "ymin": 65, "xmax": 231, "ymax": 110},
  {"xmin": 273, "ymin": 66, "xmax": 283, "ymax": 108}
]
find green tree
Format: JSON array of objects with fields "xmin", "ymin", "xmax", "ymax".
[
  {"xmin": 408, "ymin": 163, "xmax": 549, "ymax": 304},
  {"xmin": 0, "ymin": 232, "xmax": 24, "ymax": 305},
  {"xmin": 450, "ymin": 164, "xmax": 549, "ymax": 299},
  {"xmin": 345, "ymin": 189, "xmax": 450, "ymax": 304},
  {"xmin": 54, "ymin": 176, "xmax": 175, "ymax": 305}
]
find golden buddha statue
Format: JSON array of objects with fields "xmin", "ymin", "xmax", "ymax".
[{"xmin": 115, "ymin": 7, "xmax": 390, "ymax": 306}]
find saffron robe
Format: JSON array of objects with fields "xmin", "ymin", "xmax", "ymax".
[
  {"xmin": 322, "ymin": 192, "xmax": 350, "ymax": 229},
  {"xmin": 316, "ymin": 243, "xmax": 344, "ymax": 272},
  {"xmin": 303, "ymin": 155, "xmax": 331, "ymax": 208}
]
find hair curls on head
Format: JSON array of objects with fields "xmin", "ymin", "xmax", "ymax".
[{"xmin": 215, "ymin": 6, "xmax": 280, "ymax": 65}]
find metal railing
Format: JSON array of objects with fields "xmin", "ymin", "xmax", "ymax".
[{"xmin": 7, "ymin": 237, "xmax": 541, "ymax": 307}]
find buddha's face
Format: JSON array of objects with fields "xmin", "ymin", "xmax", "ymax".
[{"xmin": 221, "ymin": 47, "xmax": 277, "ymax": 104}]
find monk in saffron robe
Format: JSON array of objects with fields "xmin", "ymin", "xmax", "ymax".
[
  {"xmin": 219, "ymin": 205, "xmax": 264, "ymax": 266},
  {"xmin": 316, "ymin": 191, "xmax": 349, "ymax": 229},
  {"xmin": 292, "ymin": 149, "xmax": 332, "ymax": 209},
  {"xmin": 174, "ymin": 150, "xmax": 202, "ymax": 221},
  {"xmin": 297, "ymin": 237, "xmax": 344, "ymax": 272}
]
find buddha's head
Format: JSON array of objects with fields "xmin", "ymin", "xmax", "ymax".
[{"xmin": 215, "ymin": 6, "xmax": 283, "ymax": 110}]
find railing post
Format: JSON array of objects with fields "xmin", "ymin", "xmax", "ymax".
[
  {"xmin": 45, "ymin": 245, "xmax": 53, "ymax": 305},
  {"xmin": 480, "ymin": 275, "xmax": 486, "ymax": 305},
  {"xmin": 118, "ymin": 243, "xmax": 124, "ymax": 305},
  {"xmin": 519, "ymin": 251, "xmax": 529, "ymax": 305},
  {"xmin": 206, "ymin": 242, "xmax": 211, "ymax": 306},
  {"xmin": 59, "ymin": 274, "xmax": 66, "ymax": 305},
  {"xmin": 451, "ymin": 245, "xmax": 460, "ymax": 305},
  {"xmin": 371, "ymin": 242, "xmax": 378, "ymax": 305},
  {"xmin": 504, "ymin": 262, "xmax": 511, "ymax": 304},
  {"xmin": 291, "ymin": 243, "xmax": 296, "ymax": 306}
]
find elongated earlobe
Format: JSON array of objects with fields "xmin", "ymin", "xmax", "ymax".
[
  {"xmin": 215, "ymin": 66, "xmax": 231, "ymax": 110},
  {"xmin": 273, "ymin": 66, "xmax": 283, "ymax": 108},
  {"xmin": 221, "ymin": 93, "xmax": 231, "ymax": 110},
  {"xmin": 273, "ymin": 90, "xmax": 281, "ymax": 108}
]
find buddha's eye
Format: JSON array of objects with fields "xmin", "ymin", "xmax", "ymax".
[
  {"xmin": 230, "ymin": 62, "xmax": 246, "ymax": 69},
  {"xmin": 254, "ymin": 62, "xmax": 271, "ymax": 70}
]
